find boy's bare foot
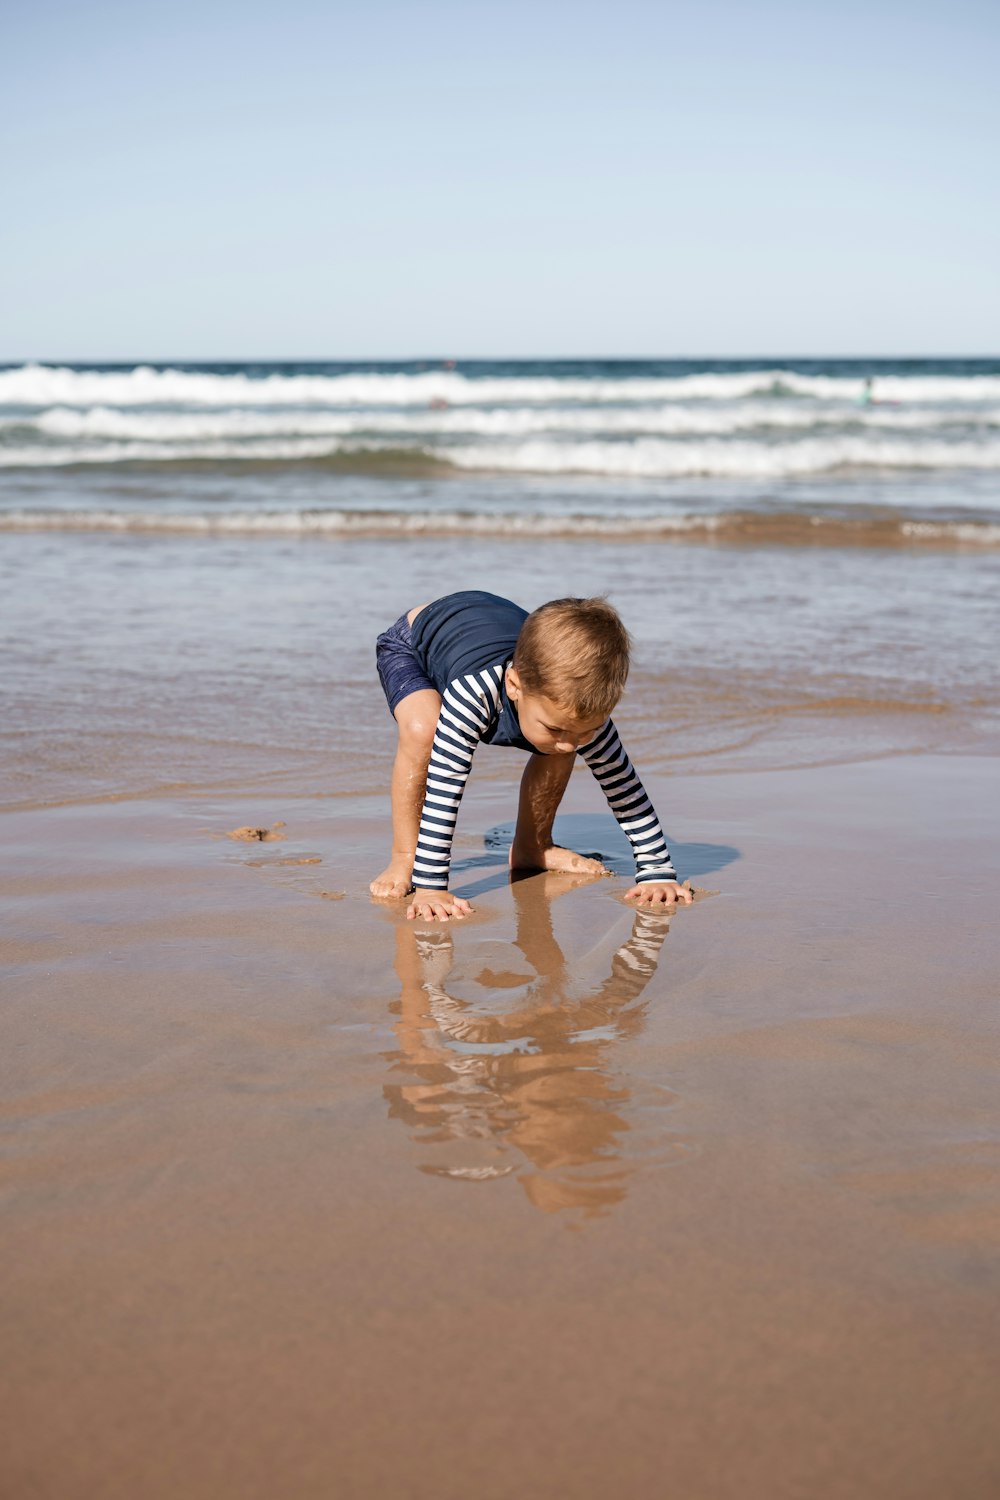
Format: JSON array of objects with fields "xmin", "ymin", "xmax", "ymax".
[
  {"xmin": 370, "ymin": 857, "xmax": 415, "ymax": 899},
  {"xmin": 509, "ymin": 842, "xmax": 610, "ymax": 877}
]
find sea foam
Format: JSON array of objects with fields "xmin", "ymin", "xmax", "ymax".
[
  {"xmin": 4, "ymin": 433, "xmax": 999, "ymax": 478},
  {"xmin": 5, "ymin": 400, "xmax": 998, "ymax": 444},
  {"xmin": 5, "ymin": 363, "xmax": 1000, "ymax": 409},
  {"xmin": 2, "ymin": 507, "xmax": 998, "ymax": 548}
]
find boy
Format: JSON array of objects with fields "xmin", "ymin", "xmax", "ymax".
[{"xmin": 371, "ymin": 591, "xmax": 693, "ymax": 921}]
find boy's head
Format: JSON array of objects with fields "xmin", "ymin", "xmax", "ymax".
[{"xmin": 506, "ymin": 596, "xmax": 631, "ymax": 754}]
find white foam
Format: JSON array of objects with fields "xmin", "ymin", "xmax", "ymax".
[
  {"xmin": 5, "ymin": 363, "xmax": 1000, "ymax": 409},
  {"xmin": 0, "ymin": 437, "xmax": 355, "ymax": 467},
  {"xmin": 0, "ymin": 507, "xmax": 711, "ymax": 536},
  {"xmin": 4, "ymin": 428, "xmax": 1000, "ymax": 476},
  {"xmin": 6, "ymin": 399, "xmax": 998, "ymax": 445},
  {"xmin": 443, "ymin": 436, "xmax": 1000, "ymax": 479},
  {"xmin": 899, "ymin": 519, "xmax": 1000, "ymax": 544},
  {"xmin": 2, "ymin": 507, "xmax": 998, "ymax": 547}
]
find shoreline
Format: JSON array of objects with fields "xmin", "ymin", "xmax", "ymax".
[
  {"xmin": 3, "ymin": 498, "xmax": 1000, "ymax": 550},
  {"xmin": 4, "ymin": 526, "xmax": 997, "ymax": 816},
  {"xmin": 0, "ymin": 739, "xmax": 978, "ymax": 816}
]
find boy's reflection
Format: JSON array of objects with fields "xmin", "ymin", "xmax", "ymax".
[{"xmin": 384, "ymin": 872, "xmax": 678, "ymax": 1216}]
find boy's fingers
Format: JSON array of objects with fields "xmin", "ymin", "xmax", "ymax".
[
  {"xmin": 406, "ymin": 897, "xmax": 473, "ymax": 922},
  {"xmin": 624, "ymin": 882, "xmax": 695, "ymax": 906}
]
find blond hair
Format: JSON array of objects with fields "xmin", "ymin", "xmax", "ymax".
[{"xmin": 513, "ymin": 597, "xmax": 631, "ymax": 718}]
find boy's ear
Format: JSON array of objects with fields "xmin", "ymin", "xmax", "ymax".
[{"xmin": 505, "ymin": 665, "xmax": 522, "ymax": 699}]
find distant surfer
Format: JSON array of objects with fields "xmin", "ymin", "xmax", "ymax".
[{"xmin": 859, "ymin": 376, "xmax": 898, "ymax": 408}]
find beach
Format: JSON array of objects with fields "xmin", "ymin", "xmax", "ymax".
[
  {"xmin": 3, "ymin": 759, "xmax": 999, "ymax": 1498},
  {"xmin": 2, "ymin": 360, "xmax": 1000, "ymax": 1497}
]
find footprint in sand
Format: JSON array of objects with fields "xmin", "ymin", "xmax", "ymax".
[{"xmin": 221, "ymin": 823, "xmax": 344, "ymax": 900}]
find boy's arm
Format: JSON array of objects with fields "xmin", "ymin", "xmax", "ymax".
[
  {"xmin": 408, "ymin": 675, "xmax": 494, "ymax": 920},
  {"xmin": 578, "ymin": 719, "xmax": 693, "ymax": 906}
]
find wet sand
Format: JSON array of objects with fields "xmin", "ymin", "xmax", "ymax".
[{"xmin": 2, "ymin": 756, "xmax": 999, "ymax": 1499}]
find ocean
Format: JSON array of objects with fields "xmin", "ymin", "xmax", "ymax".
[
  {"xmin": 2, "ymin": 358, "xmax": 999, "ymax": 808},
  {"xmin": 3, "ymin": 357, "xmax": 1000, "ymax": 543}
]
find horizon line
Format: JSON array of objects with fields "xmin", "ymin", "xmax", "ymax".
[{"xmin": 3, "ymin": 353, "xmax": 999, "ymax": 366}]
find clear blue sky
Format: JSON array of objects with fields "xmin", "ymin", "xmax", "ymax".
[{"xmin": 2, "ymin": 0, "xmax": 997, "ymax": 359}]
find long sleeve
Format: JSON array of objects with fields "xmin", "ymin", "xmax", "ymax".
[
  {"xmin": 577, "ymin": 719, "xmax": 678, "ymax": 883},
  {"xmin": 410, "ymin": 666, "xmax": 503, "ymax": 891}
]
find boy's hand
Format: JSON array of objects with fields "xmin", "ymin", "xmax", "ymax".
[
  {"xmin": 624, "ymin": 880, "xmax": 695, "ymax": 907},
  {"xmin": 406, "ymin": 889, "xmax": 474, "ymax": 922}
]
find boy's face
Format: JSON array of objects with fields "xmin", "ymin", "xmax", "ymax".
[{"xmin": 505, "ymin": 668, "xmax": 609, "ymax": 755}]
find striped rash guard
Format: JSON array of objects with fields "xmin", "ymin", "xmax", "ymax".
[{"xmin": 408, "ymin": 591, "xmax": 678, "ymax": 893}]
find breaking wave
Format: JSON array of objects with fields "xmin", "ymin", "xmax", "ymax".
[
  {"xmin": 1, "ymin": 363, "xmax": 1000, "ymax": 498},
  {"xmin": 444, "ymin": 436, "xmax": 1000, "ymax": 479},
  {"xmin": 4, "ymin": 362, "xmax": 1000, "ymax": 408},
  {"xmin": 3, "ymin": 433, "xmax": 1000, "ymax": 478},
  {"xmin": 6, "ymin": 400, "xmax": 1000, "ymax": 442},
  {"xmin": 4, "ymin": 361, "xmax": 1000, "ymax": 481}
]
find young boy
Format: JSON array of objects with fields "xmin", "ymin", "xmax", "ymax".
[{"xmin": 371, "ymin": 590, "xmax": 693, "ymax": 921}]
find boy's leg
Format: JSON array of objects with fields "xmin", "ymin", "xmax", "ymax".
[
  {"xmin": 510, "ymin": 752, "xmax": 608, "ymax": 876},
  {"xmin": 370, "ymin": 688, "xmax": 441, "ymax": 899}
]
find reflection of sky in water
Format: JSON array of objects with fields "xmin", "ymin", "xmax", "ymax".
[{"xmin": 382, "ymin": 872, "xmax": 692, "ymax": 1218}]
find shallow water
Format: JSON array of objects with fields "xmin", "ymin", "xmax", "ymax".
[
  {"xmin": 5, "ymin": 359, "xmax": 1000, "ymax": 808},
  {"xmin": 2, "ymin": 527, "xmax": 998, "ymax": 809}
]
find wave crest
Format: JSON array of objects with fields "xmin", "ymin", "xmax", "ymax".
[
  {"xmin": 3, "ymin": 433, "xmax": 1000, "ymax": 478},
  {"xmin": 4, "ymin": 400, "xmax": 999, "ymax": 444},
  {"xmin": 5, "ymin": 362, "xmax": 1000, "ymax": 409}
]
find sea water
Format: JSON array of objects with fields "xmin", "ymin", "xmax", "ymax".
[{"xmin": 2, "ymin": 359, "xmax": 999, "ymax": 808}]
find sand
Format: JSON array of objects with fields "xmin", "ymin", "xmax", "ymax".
[{"xmin": 2, "ymin": 755, "xmax": 999, "ymax": 1499}]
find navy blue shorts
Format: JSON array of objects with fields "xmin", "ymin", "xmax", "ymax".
[{"xmin": 375, "ymin": 613, "xmax": 438, "ymax": 718}]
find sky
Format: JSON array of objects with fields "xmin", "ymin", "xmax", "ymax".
[{"xmin": 1, "ymin": 0, "xmax": 998, "ymax": 359}]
